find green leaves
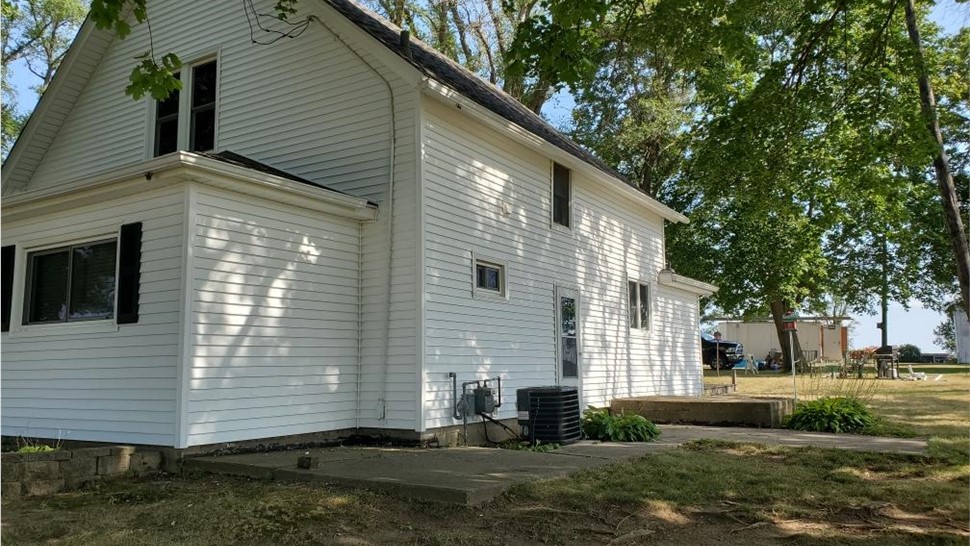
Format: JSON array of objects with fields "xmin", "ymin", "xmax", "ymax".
[
  {"xmin": 786, "ymin": 397, "xmax": 876, "ymax": 434},
  {"xmin": 581, "ymin": 406, "xmax": 661, "ymax": 442},
  {"xmin": 125, "ymin": 51, "xmax": 180, "ymax": 100},
  {"xmin": 89, "ymin": 0, "xmax": 148, "ymax": 39}
]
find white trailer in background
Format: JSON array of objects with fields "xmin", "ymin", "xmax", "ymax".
[{"xmin": 715, "ymin": 318, "xmax": 849, "ymax": 362}]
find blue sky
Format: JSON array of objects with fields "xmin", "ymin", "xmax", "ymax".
[{"xmin": 6, "ymin": 1, "xmax": 966, "ymax": 350}]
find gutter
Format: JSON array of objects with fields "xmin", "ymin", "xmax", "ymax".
[
  {"xmin": 2, "ymin": 152, "xmax": 378, "ymax": 221},
  {"xmin": 658, "ymin": 269, "xmax": 718, "ymax": 296}
]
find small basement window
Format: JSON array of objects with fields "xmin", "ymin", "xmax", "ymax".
[
  {"xmin": 628, "ymin": 280, "xmax": 650, "ymax": 330},
  {"xmin": 24, "ymin": 239, "xmax": 117, "ymax": 324},
  {"xmin": 474, "ymin": 258, "xmax": 506, "ymax": 298},
  {"xmin": 552, "ymin": 162, "xmax": 571, "ymax": 227}
]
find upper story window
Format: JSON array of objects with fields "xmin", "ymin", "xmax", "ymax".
[
  {"xmin": 190, "ymin": 61, "xmax": 217, "ymax": 152},
  {"xmin": 628, "ymin": 280, "xmax": 650, "ymax": 330},
  {"xmin": 153, "ymin": 59, "xmax": 217, "ymax": 157},
  {"xmin": 154, "ymin": 72, "xmax": 180, "ymax": 156},
  {"xmin": 552, "ymin": 162, "xmax": 571, "ymax": 228}
]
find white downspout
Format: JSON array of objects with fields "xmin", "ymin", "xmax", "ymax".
[{"xmin": 310, "ymin": 15, "xmax": 396, "ymax": 424}]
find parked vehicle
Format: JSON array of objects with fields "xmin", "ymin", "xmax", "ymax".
[{"xmin": 701, "ymin": 332, "xmax": 744, "ymax": 370}]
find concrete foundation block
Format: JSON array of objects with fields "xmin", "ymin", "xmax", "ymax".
[
  {"xmin": 97, "ymin": 455, "xmax": 130, "ymax": 476},
  {"xmin": 25, "ymin": 461, "xmax": 61, "ymax": 480},
  {"xmin": 22, "ymin": 450, "xmax": 71, "ymax": 462},
  {"xmin": 60, "ymin": 455, "xmax": 98, "ymax": 478},
  {"xmin": 24, "ymin": 478, "xmax": 65, "ymax": 497},
  {"xmin": 2, "ymin": 460, "xmax": 26, "ymax": 482},
  {"xmin": 129, "ymin": 452, "xmax": 162, "ymax": 474}
]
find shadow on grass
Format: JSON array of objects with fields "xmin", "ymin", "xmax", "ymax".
[{"xmin": 511, "ymin": 439, "xmax": 969, "ymax": 545}]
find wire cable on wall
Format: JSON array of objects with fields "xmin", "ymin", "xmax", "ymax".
[{"xmin": 244, "ymin": 0, "xmax": 311, "ymax": 45}]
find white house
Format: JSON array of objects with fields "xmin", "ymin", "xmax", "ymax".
[{"xmin": 0, "ymin": 0, "xmax": 715, "ymax": 449}]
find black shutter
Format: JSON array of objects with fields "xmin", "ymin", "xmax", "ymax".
[
  {"xmin": 117, "ymin": 223, "xmax": 142, "ymax": 324},
  {"xmin": 1, "ymin": 245, "xmax": 14, "ymax": 332}
]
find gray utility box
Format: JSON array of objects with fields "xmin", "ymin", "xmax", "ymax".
[{"xmin": 463, "ymin": 385, "xmax": 496, "ymax": 415}]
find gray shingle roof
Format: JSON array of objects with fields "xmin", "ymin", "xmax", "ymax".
[
  {"xmin": 199, "ymin": 150, "xmax": 378, "ymax": 205},
  {"xmin": 325, "ymin": 0, "xmax": 629, "ymax": 184}
]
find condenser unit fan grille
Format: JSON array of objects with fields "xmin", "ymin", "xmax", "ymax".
[{"xmin": 516, "ymin": 386, "xmax": 582, "ymax": 444}]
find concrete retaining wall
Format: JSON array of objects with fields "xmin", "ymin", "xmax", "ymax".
[{"xmin": 1, "ymin": 446, "xmax": 163, "ymax": 499}]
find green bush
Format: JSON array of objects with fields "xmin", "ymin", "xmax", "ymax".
[
  {"xmin": 786, "ymin": 397, "xmax": 875, "ymax": 434},
  {"xmin": 581, "ymin": 406, "xmax": 660, "ymax": 442},
  {"xmin": 17, "ymin": 445, "xmax": 55, "ymax": 454}
]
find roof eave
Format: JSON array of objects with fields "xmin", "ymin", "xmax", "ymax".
[
  {"xmin": 2, "ymin": 152, "xmax": 378, "ymax": 222},
  {"xmin": 658, "ymin": 270, "xmax": 717, "ymax": 296}
]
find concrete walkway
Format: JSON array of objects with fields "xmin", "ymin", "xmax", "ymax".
[{"xmin": 184, "ymin": 426, "xmax": 928, "ymax": 505}]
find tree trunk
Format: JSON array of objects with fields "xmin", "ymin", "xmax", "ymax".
[
  {"xmin": 904, "ymin": 0, "xmax": 970, "ymax": 320},
  {"xmin": 770, "ymin": 299, "xmax": 803, "ymax": 372}
]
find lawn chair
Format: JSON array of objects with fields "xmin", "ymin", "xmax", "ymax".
[
  {"xmin": 903, "ymin": 364, "xmax": 927, "ymax": 381},
  {"xmin": 745, "ymin": 354, "xmax": 758, "ymax": 375}
]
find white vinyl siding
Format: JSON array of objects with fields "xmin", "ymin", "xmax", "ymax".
[
  {"xmin": 421, "ymin": 98, "xmax": 700, "ymax": 429},
  {"xmin": 185, "ymin": 186, "xmax": 363, "ymax": 446},
  {"xmin": 10, "ymin": 0, "xmax": 421, "ymax": 434},
  {"xmin": 0, "ymin": 187, "xmax": 185, "ymax": 446}
]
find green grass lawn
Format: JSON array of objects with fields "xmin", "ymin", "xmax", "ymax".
[{"xmin": 3, "ymin": 371, "xmax": 968, "ymax": 545}]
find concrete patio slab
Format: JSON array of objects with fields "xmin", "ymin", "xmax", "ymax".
[{"xmin": 184, "ymin": 425, "xmax": 928, "ymax": 505}]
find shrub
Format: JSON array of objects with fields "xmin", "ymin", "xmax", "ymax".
[
  {"xmin": 582, "ymin": 406, "xmax": 660, "ymax": 442},
  {"xmin": 786, "ymin": 397, "xmax": 875, "ymax": 434},
  {"xmin": 17, "ymin": 445, "xmax": 55, "ymax": 454}
]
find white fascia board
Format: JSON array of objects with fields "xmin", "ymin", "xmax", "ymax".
[
  {"xmin": 658, "ymin": 270, "xmax": 718, "ymax": 296},
  {"xmin": 178, "ymin": 153, "xmax": 377, "ymax": 220},
  {"xmin": 420, "ymin": 79, "xmax": 690, "ymax": 224},
  {"xmin": 1, "ymin": 19, "xmax": 106, "ymax": 189},
  {"xmin": 2, "ymin": 152, "xmax": 377, "ymax": 222}
]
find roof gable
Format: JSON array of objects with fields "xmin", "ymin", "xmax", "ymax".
[{"xmin": 324, "ymin": 0, "xmax": 628, "ymax": 184}]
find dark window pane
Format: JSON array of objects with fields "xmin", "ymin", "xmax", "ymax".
[
  {"xmin": 69, "ymin": 241, "xmax": 117, "ymax": 320},
  {"xmin": 155, "ymin": 117, "xmax": 179, "ymax": 156},
  {"xmin": 562, "ymin": 337, "xmax": 578, "ymax": 378},
  {"xmin": 628, "ymin": 281, "xmax": 638, "ymax": 328},
  {"xmin": 639, "ymin": 283, "xmax": 649, "ymax": 329},
  {"xmin": 476, "ymin": 263, "xmax": 501, "ymax": 291},
  {"xmin": 190, "ymin": 107, "xmax": 215, "ymax": 151},
  {"xmin": 553, "ymin": 163, "xmax": 571, "ymax": 226},
  {"xmin": 156, "ymin": 82, "xmax": 180, "ymax": 117},
  {"xmin": 154, "ymin": 75, "xmax": 180, "ymax": 157},
  {"xmin": 560, "ymin": 296, "xmax": 576, "ymax": 336},
  {"xmin": 192, "ymin": 61, "xmax": 217, "ymax": 107},
  {"xmin": 27, "ymin": 250, "xmax": 69, "ymax": 323}
]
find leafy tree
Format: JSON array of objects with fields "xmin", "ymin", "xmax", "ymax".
[
  {"xmin": 1, "ymin": 0, "xmax": 84, "ymax": 155},
  {"xmin": 933, "ymin": 318, "xmax": 955, "ymax": 353},
  {"xmin": 897, "ymin": 343, "xmax": 922, "ymax": 362},
  {"xmin": 508, "ymin": 0, "xmax": 968, "ymax": 369}
]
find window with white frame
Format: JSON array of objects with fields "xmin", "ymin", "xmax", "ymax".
[
  {"xmin": 552, "ymin": 162, "xmax": 571, "ymax": 227},
  {"xmin": 24, "ymin": 239, "xmax": 118, "ymax": 324},
  {"xmin": 153, "ymin": 59, "xmax": 217, "ymax": 157},
  {"xmin": 5, "ymin": 222, "xmax": 143, "ymax": 331},
  {"xmin": 628, "ymin": 280, "xmax": 650, "ymax": 330},
  {"xmin": 474, "ymin": 258, "xmax": 506, "ymax": 297}
]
